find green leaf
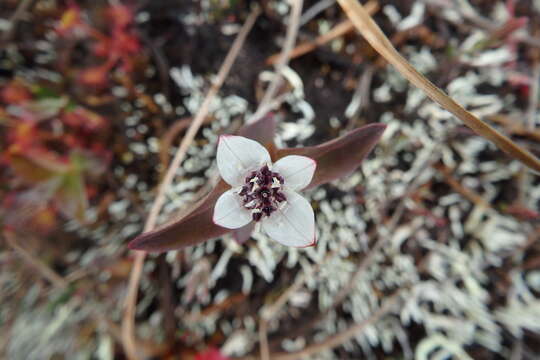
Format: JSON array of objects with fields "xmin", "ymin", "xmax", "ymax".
[
  {"xmin": 32, "ymin": 86, "xmax": 60, "ymax": 100},
  {"xmin": 54, "ymin": 170, "xmax": 88, "ymax": 223}
]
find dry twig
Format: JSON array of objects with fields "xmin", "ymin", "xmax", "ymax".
[
  {"xmin": 487, "ymin": 115, "xmax": 540, "ymax": 142},
  {"xmin": 186, "ymin": 293, "xmax": 247, "ymax": 323},
  {"xmin": 527, "ymin": 62, "xmax": 540, "ymax": 131},
  {"xmin": 120, "ymin": 8, "xmax": 261, "ymax": 359},
  {"xmin": 250, "ymin": 0, "xmax": 303, "ymax": 124},
  {"xmin": 267, "ymin": 290, "xmax": 403, "ymax": 360},
  {"xmin": 258, "ymin": 267, "xmax": 313, "ymax": 360},
  {"xmin": 3, "ymin": 230, "xmax": 68, "ymax": 289},
  {"xmin": 265, "ymin": 0, "xmax": 379, "ymax": 65},
  {"xmin": 434, "ymin": 163, "xmax": 491, "ymax": 209},
  {"xmin": 336, "ymin": 0, "xmax": 540, "ymax": 172},
  {"xmin": 1, "ymin": 0, "xmax": 34, "ymax": 42}
]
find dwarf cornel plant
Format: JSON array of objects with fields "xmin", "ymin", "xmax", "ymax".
[{"xmin": 128, "ymin": 115, "xmax": 386, "ymax": 252}]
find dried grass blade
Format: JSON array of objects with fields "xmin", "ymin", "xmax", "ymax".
[
  {"xmin": 337, "ymin": 0, "xmax": 540, "ymax": 173},
  {"xmin": 121, "ymin": 7, "xmax": 261, "ymax": 359}
]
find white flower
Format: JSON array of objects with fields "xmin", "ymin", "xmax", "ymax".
[{"xmin": 213, "ymin": 135, "xmax": 317, "ymax": 247}]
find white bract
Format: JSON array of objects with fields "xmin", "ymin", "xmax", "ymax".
[{"xmin": 213, "ymin": 135, "xmax": 317, "ymax": 247}]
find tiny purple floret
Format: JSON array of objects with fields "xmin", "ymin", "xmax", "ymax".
[{"xmin": 239, "ymin": 165, "xmax": 287, "ymax": 222}]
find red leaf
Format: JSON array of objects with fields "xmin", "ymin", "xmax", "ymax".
[
  {"xmin": 107, "ymin": 4, "xmax": 135, "ymax": 29},
  {"xmin": 1, "ymin": 188, "xmax": 59, "ymax": 233},
  {"xmin": 1, "ymin": 81, "xmax": 31, "ymax": 105},
  {"xmin": 79, "ymin": 62, "xmax": 113, "ymax": 88},
  {"xmin": 195, "ymin": 347, "xmax": 229, "ymax": 360},
  {"xmin": 62, "ymin": 106, "xmax": 107, "ymax": 131},
  {"xmin": 6, "ymin": 149, "xmax": 95, "ymax": 223}
]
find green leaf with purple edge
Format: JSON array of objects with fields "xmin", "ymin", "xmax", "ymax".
[{"xmin": 128, "ymin": 121, "xmax": 386, "ymax": 253}]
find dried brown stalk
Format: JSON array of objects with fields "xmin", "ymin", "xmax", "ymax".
[
  {"xmin": 120, "ymin": 8, "xmax": 261, "ymax": 359},
  {"xmin": 336, "ymin": 0, "xmax": 540, "ymax": 173},
  {"xmin": 251, "ymin": 0, "xmax": 303, "ymax": 124},
  {"xmin": 265, "ymin": 0, "xmax": 379, "ymax": 65},
  {"xmin": 1, "ymin": 0, "xmax": 35, "ymax": 42},
  {"xmin": 240, "ymin": 289, "xmax": 401, "ymax": 360},
  {"xmin": 259, "ymin": 270, "xmax": 311, "ymax": 360},
  {"xmin": 4, "ymin": 230, "xmax": 68, "ymax": 289},
  {"xmin": 486, "ymin": 115, "xmax": 540, "ymax": 142},
  {"xmin": 269, "ymin": 290, "xmax": 402, "ymax": 360},
  {"xmin": 2, "ymin": 231, "xmax": 137, "ymax": 356},
  {"xmin": 434, "ymin": 163, "xmax": 491, "ymax": 209},
  {"xmin": 186, "ymin": 293, "xmax": 247, "ymax": 323}
]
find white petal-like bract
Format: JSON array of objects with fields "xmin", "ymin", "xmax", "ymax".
[
  {"xmin": 213, "ymin": 189, "xmax": 252, "ymax": 229},
  {"xmin": 262, "ymin": 190, "xmax": 316, "ymax": 247},
  {"xmin": 214, "ymin": 135, "xmax": 317, "ymax": 248},
  {"xmin": 217, "ymin": 135, "xmax": 271, "ymax": 186},
  {"xmin": 273, "ymin": 155, "xmax": 316, "ymax": 191}
]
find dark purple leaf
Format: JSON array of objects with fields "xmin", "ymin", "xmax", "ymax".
[
  {"xmin": 237, "ymin": 112, "xmax": 277, "ymax": 147},
  {"xmin": 55, "ymin": 171, "xmax": 88, "ymax": 223},
  {"xmin": 128, "ymin": 180, "xmax": 231, "ymax": 252},
  {"xmin": 276, "ymin": 123, "xmax": 386, "ymax": 189}
]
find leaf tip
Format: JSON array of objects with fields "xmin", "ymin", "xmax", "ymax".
[
  {"xmin": 127, "ymin": 234, "xmax": 149, "ymax": 252},
  {"xmin": 367, "ymin": 122, "xmax": 387, "ymax": 135}
]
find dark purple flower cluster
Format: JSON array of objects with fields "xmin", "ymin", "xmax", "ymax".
[{"xmin": 239, "ymin": 165, "xmax": 287, "ymax": 221}]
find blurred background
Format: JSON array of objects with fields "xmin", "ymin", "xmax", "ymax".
[{"xmin": 1, "ymin": 0, "xmax": 540, "ymax": 359}]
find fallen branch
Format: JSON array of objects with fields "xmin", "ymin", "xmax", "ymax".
[
  {"xmin": 269, "ymin": 290, "xmax": 402, "ymax": 360},
  {"xmin": 250, "ymin": 0, "xmax": 303, "ymax": 124},
  {"xmin": 4, "ymin": 230, "xmax": 68, "ymax": 289}
]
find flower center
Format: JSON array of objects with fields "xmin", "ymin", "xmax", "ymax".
[{"xmin": 238, "ymin": 165, "xmax": 287, "ymax": 222}]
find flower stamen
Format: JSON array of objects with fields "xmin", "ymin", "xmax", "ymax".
[{"xmin": 239, "ymin": 165, "xmax": 287, "ymax": 221}]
